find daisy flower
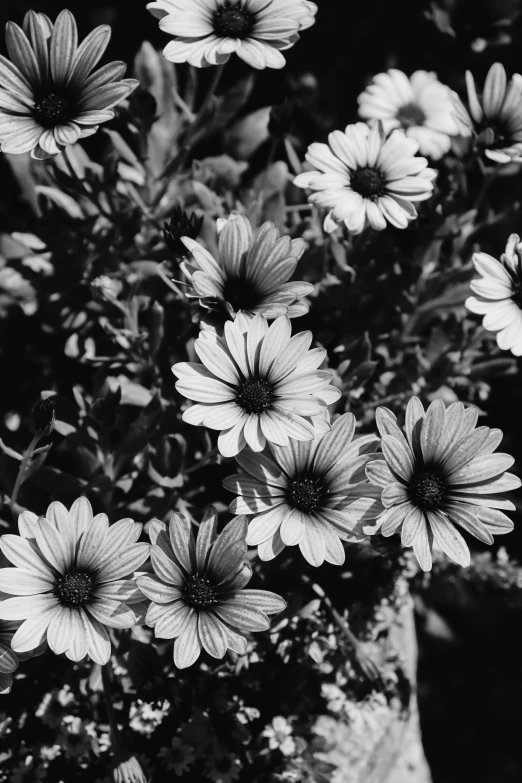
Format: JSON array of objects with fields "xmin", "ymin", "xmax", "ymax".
[
  {"xmin": 451, "ymin": 63, "xmax": 522, "ymax": 163},
  {"xmin": 147, "ymin": 0, "xmax": 318, "ymax": 70},
  {"xmin": 0, "ymin": 498, "xmax": 149, "ymax": 664},
  {"xmin": 294, "ymin": 122, "xmax": 436, "ymax": 234},
  {"xmin": 466, "ymin": 234, "xmax": 522, "ymax": 356},
  {"xmin": 180, "ymin": 213, "xmax": 314, "ymax": 323},
  {"xmin": 0, "ymin": 10, "xmax": 138, "ymax": 159},
  {"xmin": 366, "ymin": 397, "xmax": 521, "ymax": 571},
  {"xmin": 0, "ymin": 619, "xmax": 19, "ymax": 694},
  {"xmin": 137, "ymin": 507, "xmax": 286, "ymax": 669},
  {"xmin": 223, "ymin": 413, "xmax": 383, "ymax": 566},
  {"xmin": 357, "ymin": 69, "xmax": 459, "ymax": 160},
  {"xmin": 172, "ymin": 313, "xmax": 341, "ymax": 457}
]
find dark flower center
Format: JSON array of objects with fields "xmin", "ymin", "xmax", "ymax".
[
  {"xmin": 409, "ymin": 471, "xmax": 445, "ymax": 510},
  {"xmin": 396, "ymin": 102, "xmax": 426, "ymax": 128},
  {"xmin": 213, "ymin": 2, "xmax": 254, "ymax": 38},
  {"xmin": 183, "ymin": 575, "xmax": 217, "ymax": 609},
  {"xmin": 476, "ymin": 119, "xmax": 510, "ymax": 149},
  {"xmin": 54, "ymin": 572, "xmax": 94, "ymax": 609},
  {"xmin": 33, "ymin": 93, "xmax": 71, "ymax": 128},
  {"xmin": 350, "ymin": 167, "xmax": 386, "ymax": 199},
  {"xmin": 287, "ymin": 476, "xmax": 327, "ymax": 513},
  {"xmin": 222, "ymin": 276, "xmax": 261, "ymax": 313},
  {"xmin": 236, "ymin": 378, "xmax": 272, "ymax": 414}
]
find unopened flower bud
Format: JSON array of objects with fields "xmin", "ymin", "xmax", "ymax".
[
  {"xmin": 29, "ymin": 397, "xmax": 55, "ymax": 437},
  {"xmin": 163, "ymin": 206, "xmax": 204, "ymax": 256}
]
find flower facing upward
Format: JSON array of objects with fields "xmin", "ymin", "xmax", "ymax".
[
  {"xmin": 180, "ymin": 213, "xmax": 314, "ymax": 322},
  {"xmin": 172, "ymin": 313, "xmax": 340, "ymax": 457},
  {"xmin": 0, "ymin": 498, "xmax": 149, "ymax": 664},
  {"xmin": 0, "ymin": 10, "xmax": 138, "ymax": 159},
  {"xmin": 0, "ymin": 620, "xmax": 19, "ymax": 694},
  {"xmin": 451, "ymin": 63, "xmax": 522, "ymax": 163},
  {"xmin": 294, "ymin": 122, "xmax": 436, "ymax": 234},
  {"xmin": 147, "ymin": 0, "xmax": 318, "ymax": 70},
  {"xmin": 357, "ymin": 69, "xmax": 459, "ymax": 160},
  {"xmin": 137, "ymin": 508, "xmax": 286, "ymax": 668},
  {"xmin": 367, "ymin": 397, "xmax": 520, "ymax": 571},
  {"xmin": 466, "ymin": 234, "xmax": 522, "ymax": 356},
  {"xmin": 224, "ymin": 414, "xmax": 383, "ymax": 566}
]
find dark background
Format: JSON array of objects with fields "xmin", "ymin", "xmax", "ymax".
[{"xmin": 3, "ymin": 1, "xmax": 522, "ymax": 781}]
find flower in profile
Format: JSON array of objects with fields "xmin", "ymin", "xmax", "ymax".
[
  {"xmin": 224, "ymin": 414, "xmax": 383, "ymax": 566},
  {"xmin": 172, "ymin": 313, "xmax": 340, "ymax": 457},
  {"xmin": 357, "ymin": 69, "xmax": 459, "ymax": 160},
  {"xmin": 180, "ymin": 213, "xmax": 314, "ymax": 322},
  {"xmin": 164, "ymin": 207, "xmax": 204, "ymax": 257},
  {"xmin": 451, "ymin": 63, "xmax": 522, "ymax": 163},
  {"xmin": 294, "ymin": 122, "xmax": 436, "ymax": 234},
  {"xmin": 367, "ymin": 397, "xmax": 521, "ymax": 571},
  {"xmin": 147, "ymin": 0, "xmax": 317, "ymax": 70},
  {"xmin": 0, "ymin": 498, "xmax": 149, "ymax": 664},
  {"xmin": 0, "ymin": 620, "xmax": 19, "ymax": 694},
  {"xmin": 0, "ymin": 10, "xmax": 138, "ymax": 159},
  {"xmin": 137, "ymin": 508, "xmax": 286, "ymax": 669},
  {"xmin": 466, "ymin": 234, "xmax": 522, "ymax": 356}
]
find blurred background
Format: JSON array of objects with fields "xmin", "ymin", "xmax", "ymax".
[{"xmin": 2, "ymin": 1, "xmax": 522, "ymax": 780}]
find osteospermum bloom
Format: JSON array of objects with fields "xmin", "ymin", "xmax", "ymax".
[
  {"xmin": 0, "ymin": 498, "xmax": 149, "ymax": 664},
  {"xmin": 294, "ymin": 122, "xmax": 436, "ymax": 234},
  {"xmin": 366, "ymin": 397, "xmax": 521, "ymax": 571},
  {"xmin": 172, "ymin": 313, "xmax": 341, "ymax": 457},
  {"xmin": 180, "ymin": 213, "xmax": 314, "ymax": 322},
  {"xmin": 357, "ymin": 69, "xmax": 459, "ymax": 160},
  {"xmin": 466, "ymin": 234, "xmax": 522, "ymax": 356},
  {"xmin": 451, "ymin": 63, "xmax": 522, "ymax": 163},
  {"xmin": 0, "ymin": 620, "xmax": 19, "ymax": 694},
  {"xmin": 0, "ymin": 10, "xmax": 138, "ymax": 159},
  {"xmin": 137, "ymin": 508, "xmax": 286, "ymax": 668},
  {"xmin": 223, "ymin": 413, "xmax": 383, "ymax": 566},
  {"xmin": 147, "ymin": 0, "xmax": 317, "ymax": 70}
]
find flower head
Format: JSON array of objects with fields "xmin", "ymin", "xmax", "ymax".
[
  {"xmin": 0, "ymin": 620, "xmax": 19, "ymax": 694},
  {"xmin": 451, "ymin": 63, "xmax": 522, "ymax": 163},
  {"xmin": 224, "ymin": 414, "xmax": 383, "ymax": 566},
  {"xmin": 0, "ymin": 10, "xmax": 138, "ymax": 159},
  {"xmin": 137, "ymin": 508, "xmax": 286, "ymax": 668},
  {"xmin": 172, "ymin": 313, "xmax": 340, "ymax": 457},
  {"xmin": 367, "ymin": 397, "xmax": 521, "ymax": 571},
  {"xmin": 180, "ymin": 214, "xmax": 314, "ymax": 323},
  {"xmin": 147, "ymin": 0, "xmax": 317, "ymax": 70},
  {"xmin": 466, "ymin": 234, "xmax": 522, "ymax": 356},
  {"xmin": 0, "ymin": 498, "xmax": 149, "ymax": 664},
  {"xmin": 358, "ymin": 69, "xmax": 459, "ymax": 160},
  {"xmin": 262, "ymin": 715, "xmax": 296, "ymax": 756},
  {"xmin": 294, "ymin": 122, "xmax": 436, "ymax": 234},
  {"xmin": 164, "ymin": 207, "xmax": 204, "ymax": 257}
]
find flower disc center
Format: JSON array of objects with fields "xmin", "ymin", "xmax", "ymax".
[
  {"xmin": 54, "ymin": 572, "xmax": 94, "ymax": 609},
  {"xmin": 183, "ymin": 575, "xmax": 217, "ymax": 609},
  {"xmin": 222, "ymin": 276, "xmax": 260, "ymax": 313},
  {"xmin": 350, "ymin": 167, "xmax": 386, "ymax": 199},
  {"xmin": 33, "ymin": 93, "xmax": 70, "ymax": 127},
  {"xmin": 409, "ymin": 471, "xmax": 445, "ymax": 510},
  {"xmin": 287, "ymin": 477, "xmax": 326, "ymax": 513},
  {"xmin": 236, "ymin": 378, "xmax": 272, "ymax": 414},
  {"xmin": 214, "ymin": 3, "xmax": 254, "ymax": 38},
  {"xmin": 396, "ymin": 102, "xmax": 426, "ymax": 128}
]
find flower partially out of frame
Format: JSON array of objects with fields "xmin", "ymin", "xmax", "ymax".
[
  {"xmin": 147, "ymin": 0, "xmax": 318, "ymax": 70},
  {"xmin": 0, "ymin": 10, "xmax": 138, "ymax": 159},
  {"xmin": 451, "ymin": 63, "xmax": 522, "ymax": 164},
  {"xmin": 0, "ymin": 619, "xmax": 19, "ymax": 694},
  {"xmin": 172, "ymin": 313, "xmax": 340, "ymax": 457},
  {"xmin": 358, "ymin": 69, "xmax": 459, "ymax": 160},
  {"xmin": 367, "ymin": 397, "xmax": 520, "ymax": 571},
  {"xmin": 137, "ymin": 508, "xmax": 286, "ymax": 668},
  {"xmin": 180, "ymin": 213, "xmax": 314, "ymax": 322},
  {"xmin": 294, "ymin": 122, "xmax": 436, "ymax": 234},
  {"xmin": 466, "ymin": 234, "xmax": 522, "ymax": 356},
  {"xmin": 0, "ymin": 498, "xmax": 149, "ymax": 664},
  {"xmin": 224, "ymin": 414, "xmax": 383, "ymax": 566}
]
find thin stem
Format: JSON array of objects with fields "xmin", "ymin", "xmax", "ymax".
[
  {"xmin": 10, "ymin": 433, "xmax": 41, "ymax": 517},
  {"xmin": 191, "ymin": 63, "xmax": 225, "ymax": 136},
  {"xmin": 101, "ymin": 662, "xmax": 123, "ymax": 753},
  {"xmin": 473, "ymin": 161, "xmax": 499, "ymax": 216}
]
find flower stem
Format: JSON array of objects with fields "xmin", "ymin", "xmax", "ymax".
[
  {"xmin": 191, "ymin": 63, "xmax": 225, "ymax": 136},
  {"xmin": 9, "ymin": 433, "xmax": 41, "ymax": 518},
  {"xmin": 101, "ymin": 662, "xmax": 123, "ymax": 753},
  {"xmin": 57, "ymin": 151, "xmax": 114, "ymax": 221}
]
